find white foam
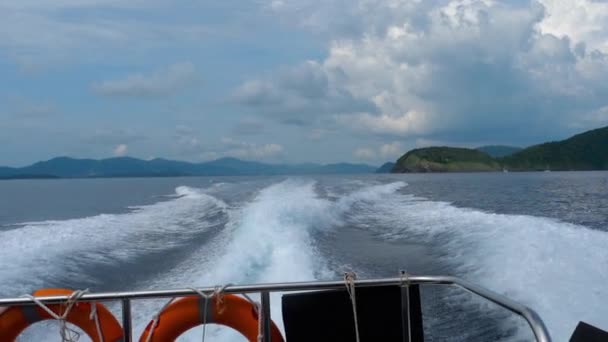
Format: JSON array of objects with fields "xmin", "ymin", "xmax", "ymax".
[
  {"xmin": 17, "ymin": 179, "xmax": 588, "ymax": 342},
  {"xmin": 171, "ymin": 181, "xmax": 336, "ymax": 281},
  {"xmin": 0, "ymin": 186, "xmax": 227, "ymax": 297},
  {"xmin": 125, "ymin": 180, "xmax": 412, "ymax": 341},
  {"xmin": 7, "ymin": 180, "xmax": 339, "ymax": 342},
  {"xmin": 365, "ymin": 194, "xmax": 608, "ymax": 341},
  {"xmin": 336, "ymin": 181, "xmax": 407, "ymax": 210},
  {"xmin": 174, "ymin": 185, "xmax": 207, "ymax": 198},
  {"xmin": 203, "ymin": 180, "xmax": 334, "ymax": 283}
]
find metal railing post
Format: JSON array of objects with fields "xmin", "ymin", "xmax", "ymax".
[
  {"xmin": 121, "ymin": 299, "xmax": 132, "ymax": 342},
  {"xmin": 400, "ymin": 285, "xmax": 411, "ymax": 342},
  {"xmin": 261, "ymin": 291, "xmax": 272, "ymax": 342}
]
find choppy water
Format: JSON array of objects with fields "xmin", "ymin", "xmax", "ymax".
[{"xmin": 1, "ymin": 172, "xmax": 607, "ymax": 341}]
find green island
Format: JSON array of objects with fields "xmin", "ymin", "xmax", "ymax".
[
  {"xmin": 393, "ymin": 147, "xmax": 500, "ymax": 172},
  {"xmin": 391, "ymin": 126, "xmax": 608, "ymax": 173}
]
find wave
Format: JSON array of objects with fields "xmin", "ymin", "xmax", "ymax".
[
  {"xmin": 129, "ymin": 180, "xmax": 409, "ymax": 341},
  {"xmin": 11, "ymin": 178, "xmax": 598, "ymax": 342},
  {"xmin": 0, "ymin": 186, "xmax": 227, "ymax": 297},
  {"xmin": 172, "ymin": 180, "xmax": 411, "ymax": 286},
  {"xmin": 335, "ymin": 181, "xmax": 408, "ymax": 209},
  {"xmin": 8, "ymin": 179, "xmax": 413, "ymax": 341},
  {"xmin": 362, "ymin": 193, "xmax": 608, "ymax": 341},
  {"xmin": 131, "ymin": 180, "xmax": 336, "ymax": 340}
]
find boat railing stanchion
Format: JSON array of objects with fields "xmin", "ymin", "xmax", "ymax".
[
  {"xmin": 261, "ymin": 291, "xmax": 272, "ymax": 342},
  {"xmin": 400, "ymin": 271, "xmax": 412, "ymax": 342},
  {"xmin": 122, "ymin": 298, "xmax": 132, "ymax": 342}
]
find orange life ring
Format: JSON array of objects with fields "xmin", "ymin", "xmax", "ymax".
[
  {"xmin": 139, "ymin": 294, "xmax": 284, "ymax": 342},
  {"xmin": 0, "ymin": 288, "xmax": 123, "ymax": 342}
]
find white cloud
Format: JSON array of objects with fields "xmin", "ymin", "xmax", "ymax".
[
  {"xmin": 113, "ymin": 144, "xmax": 128, "ymax": 156},
  {"xmin": 570, "ymin": 105, "xmax": 608, "ymax": 129},
  {"xmin": 172, "ymin": 125, "xmax": 285, "ymax": 161},
  {"xmin": 233, "ymin": 118, "xmax": 266, "ymax": 135},
  {"xmin": 0, "ymin": 3, "xmax": 212, "ymax": 67},
  {"xmin": 92, "ymin": 62, "xmax": 198, "ymax": 97},
  {"xmin": 200, "ymin": 151, "xmax": 220, "ymax": 161},
  {"xmin": 538, "ymin": 0, "xmax": 608, "ymax": 53},
  {"xmin": 0, "ymin": 1, "xmax": 149, "ymax": 10},
  {"xmin": 172, "ymin": 125, "xmax": 205, "ymax": 157},
  {"xmin": 354, "ymin": 141, "xmax": 404, "ymax": 161},
  {"xmin": 177, "ymin": 136, "xmax": 201, "ymax": 149},
  {"xmin": 232, "ymin": 60, "xmax": 377, "ymax": 126},
  {"xmin": 379, "ymin": 141, "xmax": 402, "ymax": 158},
  {"xmin": 270, "ymin": 0, "xmax": 286, "ymax": 10},
  {"xmin": 2, "ymin": 97, "xmax": 55, "ymax": 119},
  {"xmin": 15, "ymin": 103, "xmax": 54, "ymax": 117},
  {"xmin": 83, "ymin": 128, "xmax": 144, "ymax": 145},
  {"xmin": 415, "ymin": 138, "xmax": 444, "ymax": 148},
  {"xmin": 307, "ymin": 128, "xmax": 330, "ymax": 140},
  {"xmin": 220, "ymin": 138, "xmax": 284, "ymax": 160},
  {"xmin": 344, "ymin": 111, "xmax": 431, "ymax": 136},
  {"xmin": 353, "ymin": 147, "xmax": 375, "ymax": 160},
  {"xmin": 251, "ymin": 0, "xmax": 608, "ymax": 144}
]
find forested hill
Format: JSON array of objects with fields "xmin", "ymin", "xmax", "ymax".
[
  {"xmin": 391, "ymin": 126, "xmax": 608, "ymax": 172},
  {"xmin": 392, "ymin": 147, "xmax": 500, "ymax": 172},
  {"xmin": 476, "ymin": 145, "xmax": 522, "ymax": 158},
  {"xmin": 500, "ymin": 126, "xmax": 608, "ymax": 171}
]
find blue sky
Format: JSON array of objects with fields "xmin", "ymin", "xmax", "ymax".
[{"xmin": 2, "ymin": 0, "xmax": 608, "ymax": 166}]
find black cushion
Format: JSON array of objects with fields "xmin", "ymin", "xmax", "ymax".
[
  {"xmin": 281, "ymin": 285, "xmax": 424, "ymax": 342},
  {"xmin": 570, "ymin": 321, "xmax": 608, "ymax": 342}
]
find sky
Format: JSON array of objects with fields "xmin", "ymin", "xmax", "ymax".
[{"xmin": 2, "ymin": 0, "xmax": 608, "ymax": 166}]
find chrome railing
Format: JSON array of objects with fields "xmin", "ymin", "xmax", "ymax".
[{"xmin": 0, "ymin": 275, "xmax": 552, "ymax": 342}]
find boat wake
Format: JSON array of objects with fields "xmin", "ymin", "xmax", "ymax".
[
  {"xmin": 0, "ymin": 187, "xmax": 227, "ymax": 297},
  {"xmin": 358, "ymin": 188, "xmax": 608, "ymax": 341},
  {"xmin": 2, "ymin": 178, "xmax": 607, "ymax": 341}
]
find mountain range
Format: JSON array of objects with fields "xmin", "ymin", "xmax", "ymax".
[
  {"xmin": 4, "ymin": 125, "xmax": 607, "ymax": 178},
  {"xmin": 0, "ymin": 157, "xmax": 377, "ymax": 179}
]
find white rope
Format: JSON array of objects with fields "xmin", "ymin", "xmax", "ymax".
[
  {"xmin": 344, "ymin": 272, "xmax": 360, "ymax": 342},
  {"xmin": 21, "ymin": 289, "xmax": 99, "ymax": 342},
  {"xmin": 191, "ymin": 289, "xmax": 212, "ymax": 342},
  {"xmin": 143, "ymin": 298, "xmax": 175, "ymax": 342},
  {"xmin": 88, "ymin": 301, "xmax": 104, "ymax": 342},
  {"xmin": 256, "ymin": 301, "xmax": 263, "ymax": 342},
  {"xmin": 190, "ymin": 284, "xmax": 232, "ymax": 342},
  {"xmin": 241, "ymin": 293, "xmax": 264, "ymax": 342}
]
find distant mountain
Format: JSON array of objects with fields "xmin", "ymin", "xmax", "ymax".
[
  {"xmin": 476, "ymin": 145, "xmax": 522, "ymax": 158},
  {"xmin": 501, "ymin": 126, "xmax": 608, "ymax": 171},
  {"xmin": 376, "ymin": 162, "xmax": 395, "ymax": 173},
  {"xmin": 0, "ymin": 157, "xmax": 376, "ymax": 179},
  {"xmin": 0, "ymin": 167, "xmax": 16, "ymax": 177},
  {"xmin": 19, "ymin": 157, "xmax": 161, "ymax": 178},
  {"xmin": 0, "ymin": 174, "xmax": 60, "ymax": 180},
  {"xmin": 392, "ymin": 147, "xmax": 500, "ymax": 173}
]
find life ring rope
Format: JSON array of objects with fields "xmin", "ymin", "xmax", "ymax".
[
  {"xmin": 0, "ymin": 288, "xmax": 124, "ymax": 342},
  {"xmin": 21, "ymin": 289, "xmax": 103, "ymax": 342},
  {"xmin": 141, "ymin": 297, "xmax": 175, "ymax": 342},
  {"xmin": 240, "ymin": 293, "xmax": 264, "ymax": 342},
  {"xmin": 0, "ymin": 286, "xmax": 285, "ymax": 342},
  {"xmin": 139, "ymin": 287, "xmax": 284, "ymax": 342}
]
